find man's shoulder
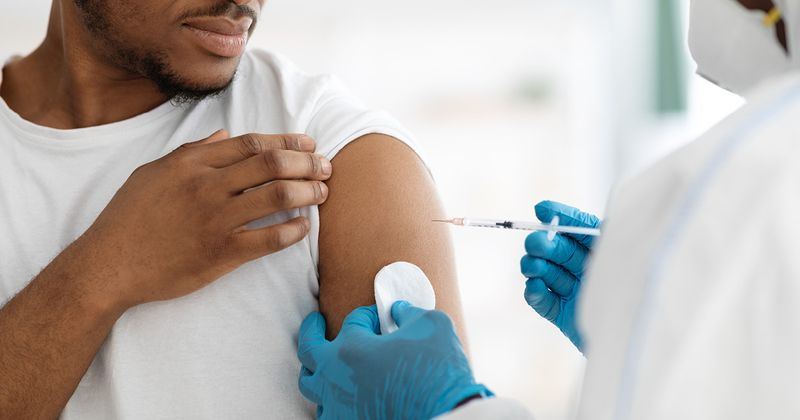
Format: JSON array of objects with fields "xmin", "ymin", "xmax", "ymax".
[
  {"xmin": 239, "ymin": 49, "xmax": 303, "ymax": 82},
  {"xmin": 226, "ymin": 49, "xmax": 415, "ymax": 162},
  {"xmin": 0, "ymin": 55, "xmax": 23, "ymax": 88},
  {"xmin": 236, "ymin": 49, "xmax": 345, "ymax": 105},
  {"xmin": 224, "ymin": 48, "xmax": 360, "ymax": 136}
]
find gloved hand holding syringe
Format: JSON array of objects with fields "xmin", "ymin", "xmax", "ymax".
[
  {"xmin": 437, "ymin": 201, "xmax": 602, "ymax": 351},
  {"xmin": 434, "ymin": 215, "xmax": 601, "ymax": 240},
  {"xmin": 296, "ymin": 201, "xmax": 601, "ymax": 419}
]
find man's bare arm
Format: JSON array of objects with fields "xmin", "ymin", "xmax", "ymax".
[
  {"xmin": 0, "ymin": 133, "xmax": 331, "ymax": 418},
  {"xmin": 318, "ymin": 134, "xmax": 466, "ymax": 339},
  {"xmin": 0, "ymin": 243, "xmax": 127, "ymax": 419}
]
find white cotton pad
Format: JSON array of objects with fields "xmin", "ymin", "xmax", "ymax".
[{"xmin": 374, "ymin": 262, "xmax": 436, "ymax": 335}]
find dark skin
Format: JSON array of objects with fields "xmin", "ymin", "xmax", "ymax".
[
  {"xmin": 0, "ymin": 129, "xmax": 333, "ymax": 419},
  {"xmin": 6, "ymin": 0, "xmax": 781, "ymax": 417},
  {"xmin": 1, "ymin": 0, "xmax": 262, "ymax": 128},
  {"xmin": 0, "ymin": 0, "xmax": 465, "ymax": 417}
]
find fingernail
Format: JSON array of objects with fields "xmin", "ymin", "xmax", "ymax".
[
  {"xmin": 321, "ymin": 159, "xmax": 332, "ymax": 176},
  {"xmin": 319, "ymin": 182, "xmax": 329, "ymax": 197}
]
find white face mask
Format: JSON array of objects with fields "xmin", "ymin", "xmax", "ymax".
[{"xmin": 688, "ymin": 0, "xmax": 798, "ymax": 96}]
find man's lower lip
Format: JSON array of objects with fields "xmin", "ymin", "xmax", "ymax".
[{"xmin": 184, "ymin": 25, "xmax": 247, "ymax": 58}]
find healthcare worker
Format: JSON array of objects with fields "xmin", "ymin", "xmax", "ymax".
[{"xmin": 296, "ymin": 0, "xmax": 800, "ymax": 418}]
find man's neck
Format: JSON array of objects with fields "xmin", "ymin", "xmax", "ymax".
[{"xmin": 0, "ymin": 4, "xmax": 169, "ymax": 130}]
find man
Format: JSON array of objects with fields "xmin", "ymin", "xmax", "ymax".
[
  {"xmin": 296, "ymin": 0, "xmax": 800, "ymax": 418},
  {"xmin": 0, "ymin": 1, "xmax": 465, "ymax": 418}
]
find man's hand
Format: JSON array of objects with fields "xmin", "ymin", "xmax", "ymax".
[
  {"xmin": 298, "ymin": 302, "xmax": 492, "ymax": 419},
  {"xmin": 520, "ymin": 201, "xmax": 601, "ymax": 352},
  {"xmin": 80, "ymin": 129, "xmax": 332, "ymax": 309},
  {"xmin": 0, "ymin": 129, "xmax": 331, "ymax": 419}
]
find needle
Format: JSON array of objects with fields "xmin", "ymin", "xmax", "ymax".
[{"xmin": 433, "ymin": 217, "xmax": 601, "ymax": 237}]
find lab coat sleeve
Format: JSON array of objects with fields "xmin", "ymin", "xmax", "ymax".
[{"xmin": 433, "ymin": 397, "xmax": 535, "ymax": 420}]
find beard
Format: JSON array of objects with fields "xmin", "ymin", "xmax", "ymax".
[
  {"xmin": 106, "ymin": 46, "xmax": 233, "ymax": 105},
  {"xmin": 73, "ymin": 0, "xmax": 233, "ymax": 105}
]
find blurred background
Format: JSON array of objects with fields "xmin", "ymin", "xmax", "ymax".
[{"xmin": 1, "ymin": 1, "xmax": 744, "ymax": 419}]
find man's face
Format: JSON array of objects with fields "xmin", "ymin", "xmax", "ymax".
[{"xmin": 74, "ymin": 0, "xmax": 264, "ymax": 103}]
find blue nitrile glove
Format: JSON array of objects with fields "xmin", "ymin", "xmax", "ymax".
[
  {"xmin": 297, "ymin": 302, "xmax": 492, "ymax": 419},
  {"xmin": 520, "ymin": 200, "xmax": 601, "ymax": 352}
]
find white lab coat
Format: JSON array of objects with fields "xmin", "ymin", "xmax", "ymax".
[
  {"xmin": 435, "ymin": 398, "xmax": 535, "ymax": 419},
  {"xmin": 442, "ymin": 72, "xmax": 800, "ymax": 420}
]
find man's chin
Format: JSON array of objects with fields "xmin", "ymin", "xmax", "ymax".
[
  {"xmin": 152, "ymin": 71, "xmax": 237, "ymax": 105},
  {"xmin": 168, "ymin": 62, "xmax": 241, "ymax": 101},
  {"xmin": 132, "ymin": 49, "xmax": 240, "ymax": 105},
  {"xmin": 167, "ymin": 82, "xmax": 233, "ymax": 105}
]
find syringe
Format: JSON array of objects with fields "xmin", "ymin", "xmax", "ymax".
[{"xmin": 433, "ymin": 217, "xmax": 601, "ymax": 240}]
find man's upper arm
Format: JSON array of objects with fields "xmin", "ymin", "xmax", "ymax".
[{"xmin": 318, "ymin": 134, "xmax": 466, "ymax": 339}]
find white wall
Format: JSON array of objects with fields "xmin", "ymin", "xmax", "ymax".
[{"xmin": 0, "ymin": 1, "xmax": 741, "ymax": 419}]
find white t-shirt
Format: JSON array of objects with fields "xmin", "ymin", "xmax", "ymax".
[{"xmin": 0, "ymin": 49, "xmax": 417, "ymax": 419}]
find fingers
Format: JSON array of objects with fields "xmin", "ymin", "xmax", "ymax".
[
  {"xmin": 198, "ymin": 133, "xmax": 317, "ymax": 168},
  {"xmin": 177, "ymin": 129, "xmax": 231, "ymax": 149},
  {"xmin": 525, "ymin": 230, "xmax": 589, "ymax": 277},
  {"xmin": 534, "ymin": 200, "xmax": 601, "ymax": 248},
  {"xmin": 391, "ymin": 300, "xmax": 429, "ymax": 328},
  {"xmin": 229, "ymin": 181, "xmax": 329, "ymax": 225},
  {"xmin": 199, "ymin": 129, "xmax": 231, "ymax": 145},
  {"xmin": 524, "ymin": 278, "xmax": 561, "ymax": 322},
  {"xmin": 341, "ymin": 305, "xmax": 381, "ymax": 336},
  {"xmin": 220, "ymin": 149, "xmax": 332, "ymax": 193},
  {"xmin": 298, "ymin": 367, "xmax": 323, "ymax": 405},
  {"xmin": 230, "ymin": 216, "xmax": 311, "ymax": 262},
  {"xmin": 520, "ymin": 255, "xmax": 577, "ymax": 297},
  {"xmin": 298, "ymin": 312, "xmax": 329, "ymax": 372}
]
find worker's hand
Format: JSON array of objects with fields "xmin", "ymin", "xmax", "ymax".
[
  {"xmin": 297, "ymin": 302, "xmax": 492, "ymax": 419},
  {"xmin": 76, "ymin": 130, "xmax": 332, "ymax": 310},
  {"xmin": 520, "ymin": 201, "xmax": 601, "ymax": 352}
]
